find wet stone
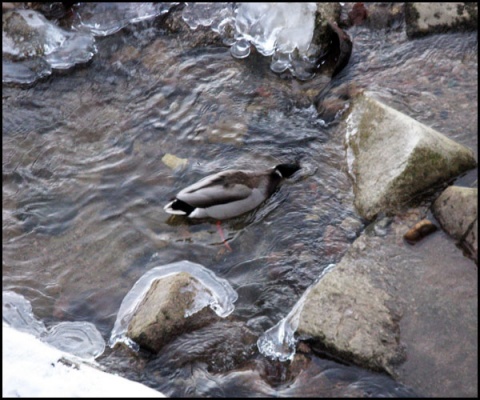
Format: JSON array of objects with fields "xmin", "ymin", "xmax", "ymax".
[
  {"xmin": 344, "ymin": 91, "xmax": 477, "ymax": 220},
  {"xmin": 433, "ymin": 186, "xmax": 478, "ymax": 263},
  {"xmin": 127, "ymin": 272, "xmax": 221, "ymax": 353},
  {"xmin": 146, "ymin": 320, "xmax": 257, "ymax": 374}
]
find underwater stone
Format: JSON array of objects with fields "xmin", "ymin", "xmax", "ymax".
[{"xmin": 162, "ymin": 153, "xmax": 188, "ymax": 170}]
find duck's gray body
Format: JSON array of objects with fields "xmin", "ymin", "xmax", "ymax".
[{"xmin": 164, "ymin": 163, "xmax": 300, "ymax": 220}]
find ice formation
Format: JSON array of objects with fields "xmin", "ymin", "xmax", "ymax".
[
  {"xmin": 3, "ymin": 291, "xmax": 105, "ymax": 360},
  {"xmin": 73, "ymin": 3, "xmax": 177, "ymax": 37},
  {"xmin": 182, "ymin": 3, "xmax": 318, "ymax": 79},
  {"xmin": 109, "ymin": 260, "xmax": 238, "ymax": 350},
  {"xmin": 257, "ymin": 264, "xmax": 335, "ymax": 361},
  {"xmin": 2, "ymin": 3, "xmax": 177, "ymax": 85},
  {"xmin": 231, "ymin": 3, "xmax": 316, "ymax": 57},
  {"xmin": 2, "ymin": 9, "xmax": 96, "ymax": 85},
  {"xmin": 4, "ymin": 3, "xmax": 320, "ymax": 84}
]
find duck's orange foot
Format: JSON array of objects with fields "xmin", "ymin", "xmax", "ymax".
[{"xmin": 216, "ymin": 221, "xmax": 232, "ymax": 251}]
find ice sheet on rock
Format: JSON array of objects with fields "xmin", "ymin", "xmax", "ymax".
[
  {"xmin": 3, "ymin": 291, "xmax": 105, "ymax": 360},
  {"xmin": 109, "ymin": 260, "xmax": 238, "ymax": 349},
  {"xmin": 232, "ymin": 3, "xmax": 316, "ymax": 57},
  {"xmin": 182, "ymin": 279, "xmax": 217, "ymax": 317},
  {"xmin": 2, "ymin": 57, "xmax": 52, "ymax": 86},
  {"xmin": 2, "ymin": 4, "xmax": 180, "ymax": 84},
  {"xmin": 182, "ymin": 2, "xmax": 235, "ymax": 34},
  {"xmin": 73, "ymin": 3, "xmax": 178, "ymax": 37},
  {"xmin": 181, "ymin": 3, "xmax": 318, "ymax": 79},
  {"xmin": 2, "ymin": 9, "xmax": 96, "ymax": 85},
  {"xmin": 257, "ymin": 264, "xmax": 335, "ymax": 361},
  {"xmin": 232, "ymin": 3, "xmax": 317, "ymax": 79}
]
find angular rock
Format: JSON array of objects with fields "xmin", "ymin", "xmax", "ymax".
[
  {"xmin": 297, "ymin": 254, "xmax": 405, "ymax": 376},
  {"xmin": 127, "ymin": 272, "xmax": 220, "ymax": 353},
  {"xmin": 433, "ymin": 186, "xmax": 478, "ymax": 263},
  {"xmin": 345, "ymin": 92, "xmax": 477, "ymax": 220},
  {"xmin": 405, "ymin": 3, "xmax": 478, "ymax": 38},
  {"xmin": 295, "ymin": 208, "xmax": 477, "ymax": 396}
]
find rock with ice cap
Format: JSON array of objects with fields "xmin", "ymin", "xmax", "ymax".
[{"xmin": 110, "ymin": 261, "xmax": 238, "ymax": 353}]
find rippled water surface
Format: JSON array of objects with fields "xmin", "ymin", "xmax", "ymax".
[{"xmin": 3, "ymin": 4, "xmax": 477, "ymax": 397}]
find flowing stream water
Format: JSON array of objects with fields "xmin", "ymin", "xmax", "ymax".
[{"xmin": 2, "ymin": 3, "xmax": 477, "ymax": 397}]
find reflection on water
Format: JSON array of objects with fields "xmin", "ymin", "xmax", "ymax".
[{"xmin": 2, "ymin": 5, "xmax": 476, "ymax": 398}]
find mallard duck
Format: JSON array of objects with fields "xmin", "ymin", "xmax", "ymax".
[{"xmin": 164, "ymin": 163, "xmax": 301, "ymax": 220}]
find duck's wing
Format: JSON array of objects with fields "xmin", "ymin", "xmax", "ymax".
[{"xmin": 176, "ymin": 171, "xmax": 256, "ymax": 209}]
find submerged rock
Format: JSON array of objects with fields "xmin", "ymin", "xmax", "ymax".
[
  {"xmin": 316, "ymin": 20, "xmax": 352, "ymax": 78},
  {"xmin": 340, "ymin": 3, "xmax": 405, "ymax": 30},
  {"xmin": 433, "ymin": 186, "xmax": 478, "ymax": 263},
  {"xmin": 345, "ymin": 92, "xmax": 477, "ymax": 221},
  {"xmin": 301, "ymin": 3, "xmax": 352, "ymax": 79},
  {"xmin": 161, "ymin": 153, "xmax": 188, "ymax": 170}
]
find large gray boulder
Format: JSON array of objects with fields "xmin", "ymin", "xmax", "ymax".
[
  {"xmin": 345, "ymin": 92, "xmax": 477, "ymax": 220},
  {"xmin": 295, "ymin": 208, "xmax": 477, "ymax": 396},
  {"xmin": 433, "ymin": 186, "xmax": 478, "ymax": 263},
  {"xmin": 297, "ymin": 240, "xmax": 405, "ymax": 377}
]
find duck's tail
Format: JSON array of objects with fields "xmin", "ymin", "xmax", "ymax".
[
  {"xmin": 275, "ymin": 163, "xmax": 301, "ymax": 178},
  {"xmin": 164, "ymin": 199, "xmax": 195, "ymax": 215}
]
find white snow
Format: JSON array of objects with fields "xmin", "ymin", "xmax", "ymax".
[{"xmin": 2, "ymin": 324, "xmax": 165, "ymax": 397}]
